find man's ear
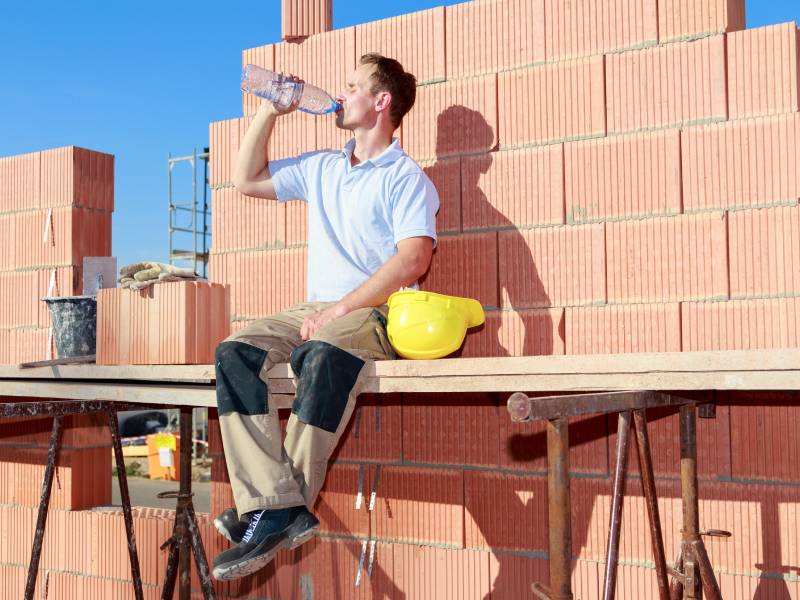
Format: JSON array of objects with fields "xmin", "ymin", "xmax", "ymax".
[{"xmin": 375, "ymin": 91, "xmax": 392, "ymax": 113}]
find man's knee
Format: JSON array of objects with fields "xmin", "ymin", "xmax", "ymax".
[
  {"xmin": 289, "ymin": 341, "xmax": 365, "ymax": 433},
  {"xmin": 215, "ymin": 341, "xmax": 269, "ymax": 416}
]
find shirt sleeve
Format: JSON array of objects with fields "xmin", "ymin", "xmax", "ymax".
[
  {"xmin": 391, "ymin": 172, "xmax": 440, "ymax": 248},
  {"xmin": 267, "ymin": 151, "xmax": 318, "ymax": 202}
]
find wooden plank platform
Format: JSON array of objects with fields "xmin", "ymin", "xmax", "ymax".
[{"xmin": 0, "ymin": 350, "xmax": 799, "ymax": 409}]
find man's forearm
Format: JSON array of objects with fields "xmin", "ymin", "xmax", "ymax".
[
  {"xmin": 337, "ymin": 252, "xmax": 426, "ymax": 314},
  {"xmin": 233, "ymin": 105, "xmax": 279, "ymax": 187}
]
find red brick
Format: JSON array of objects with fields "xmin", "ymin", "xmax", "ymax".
[
  {"xmin": 420, "ymin": 232, "xmax": 499, "ymax": 308},
  {"xmin": 728, "ymin": 205, "xmax": 800, "ymax": 298},
  {"xmin": 371, "ymin": 466, "xmax": 463, "ymax": 546},
  {"xmin": 401, "ymin": 393, "xmax": 499, "ymax": 466},
  {"xmin": 420, "ymin": 156, "xmax": 460, "ymax": 233},
  {"xmin": 0, "ymin": 270, "xmax": 38, "ymax": 329},
  {"xmin": 96, "ymin": 282, "xmax": 229, "ymax": 365},
  {"xmin": 498, "ymin": 56, "xmax": 606, "ymax": 147},
  {"xmin": 315, "ymin": 463, "xmax": 370, "ymax": 537},
  {"xmin": 565, "ymin": 130, "xmax": 681, "ymax": 223},
  {"xmin": 211, "ymin": 187, "xmax": 286, "ymax": 252},
  {"xmin": 334, "ymin": 393, "xmax": 402, "ymax": 463},
  {"xmin": 606, "ymin": 212, "xmax": 728, "ymax": 303},
  {"xmin": 0, "ymin": 446, "xmax": 110, "ymax": 510},
  {"xmin": 565, "ymin": 303, "xmax": 682, "ymax": 354},
  {"xmin": 728, "ymin": 22, "xmax": 800, "ymax": 119},
  {"xmin": 498, "ymin": 224, "xmax": 606, "ymax": 308},
  {"xmin": 544, "ymin": 0, "xmax": 658, "ymax": 61},
  {"xmin": 463, "ymin": 146, "xmax": 564, "ymax": 230},
  {"xmin": 658, "ymin": 0, "xmax": 745, "ymax": 42},
  {"xmin": 392, "ymin": 544, "xmax": 491, "ymax": 600},
  {"xmin": 488, "ymin": 554, "xmax": 549, "ymax": 600},
  {"xmin": 464, "ymin": 471, "xmax": 547, "ymax": 551},
  {"xmin": 461, "ymin": 308, "xmax": 565, "ymax": 357},
  {"xmin": 0, "ymin": 564, "xmax": 27, "ymax": 598},
  {"xmin": 281, "ymin": 0, "xmax": 331, "ymax": 40},
  {"xmin": 445, "ymin": 0, "xmax": 545, "ymax": 78},
  {"xmin": 606, "ymin": 35, "xmax": 727, "ymax": 133},
  {"xmin": 0, "ymin": 150, "xmax": 39, "ymax": 212},
  {"xmin": 682, "ymin": 113, "xmax": 800, "ymax": 211},
  {"xmin": 356, "ymin": 6, "xmax": 445, "ymax": 84},
  {"xmin": 404, "ymin": 75, "xmax": 497, "ymax": 160},
  {"xmin": 285, "ymin": 199, "xmax": 308, "ymax": 244},
  {"xmin": 682, "ymin": 297, "xmax": 800, "ymax": 351},
  {"xmin": 209, "ymin": 115, "xmax": 317, "ymax": 185},
  {"xmin": 728, "ymin": 394, "xmax": 800, "ymax": 483},
  {"xmin": 209, "ymin": 248, "xmax": 307, "ymax": 319},
  {"xmin": 39, "ymin": 146, "xmax": 114, "ymax": 211}
]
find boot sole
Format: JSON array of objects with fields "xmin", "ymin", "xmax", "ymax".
[{"xmin": 212, "ymin": 519, "xmax": 320, "ymax": 581}]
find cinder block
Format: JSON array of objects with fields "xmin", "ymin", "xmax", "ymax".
[
  {"xmin": 420, "ymin": 156, "xmax": 460, "ymax": 234},
  {"xmin": 544, "ymin": 0, "xmax": 658, "ymax": 61},
  {"xmin": 565, "ymin": 303, "xmax": 682, "ymax": 354},
  {"xmin": 464, "ymin": 471, "xmax": 548, "ymax": 551},
  {"xmin": 728, "ymin": 205, "xmax": 800, "ymax": 298},
  {"xmin": 356, "ymin": 6, "xmax": 445, "ymax": 84},
  {"xmin": 606, "ymin": 35, "xmax": 727, "ymax": 133},
  {"xmin": 498, "ymin": 56, "xmax": 606, "ymax": 147},
  {"xmin": 682, "ymin": 297, "xmax": 800, "ymax": 351},
  {"xmin": 605, "ymin": 212, "xmax": 728, "ymax": 303},
  {"xmin": 461, "ymin": 308, "xmax": 566, "ymax": 357},
  {"xmin": 658, "ymin": 0, "xmax": 745, "ymax": 42},
  {"xmin": 462, "ymin": 145, "xmax": 564, "ymax": 230},
  {"xmin": 498, "ymin": 224, "xmax": 606, "ymax": 308},
  {"xmin": 728, "ymin": 22, "xmax": 800, "ymax": 119},
  {"xmin": 682, "ymin": 113, "xmax": 800, "ymax": 211},
  {"xmin": 371, "ymin": 466, "xmax": 463, "ymax": 547},
  {"xmin": 445, "ymin": 0, "xmax": 545, "ymax": 78},
  {"xmin": 404, "ymin": 75, "xmax": 497, "ymax": 161},
  {"xmin": 420, "ymin": 232, "xmax": 499, "ymax": 308},
  {"xmin": 565, "ymin": 130, "xmax": 681, "ymax": 223}
]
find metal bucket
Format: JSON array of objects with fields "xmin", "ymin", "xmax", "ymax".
[{"xmin": 43, "ymin": 295, "xmax": 97, "ymax": 358}]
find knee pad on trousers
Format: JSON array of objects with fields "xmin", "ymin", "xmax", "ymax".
[
  {"xmin": 289, "ymin": 340, "xmax": 365, "ymax": 433},
  {"xmin": 215, "ymin": 341, "xmax": 269, "ymax": 416}
]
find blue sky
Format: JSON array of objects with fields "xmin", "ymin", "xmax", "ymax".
[{"xmin": 1, "ymin": 1, "xmax": 798, "ymax": 273}]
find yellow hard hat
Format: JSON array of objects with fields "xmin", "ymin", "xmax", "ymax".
[{"xmin": 386, "ymin": 290, "xmax": 485, "ymax": 360}]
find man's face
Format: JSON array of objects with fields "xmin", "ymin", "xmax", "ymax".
[{"xmin": 335, "ymin": 63, "xmax": 381, "ymax": 130}]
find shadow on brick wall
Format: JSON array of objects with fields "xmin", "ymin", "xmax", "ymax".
[{"xmin": 421, "ymin": 105, "xmax": 555, "ymax": 358}]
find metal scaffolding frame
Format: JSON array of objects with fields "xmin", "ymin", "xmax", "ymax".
[{"xmin": 168, "ymin": 147, "xmax": 210, "ymax": 278}]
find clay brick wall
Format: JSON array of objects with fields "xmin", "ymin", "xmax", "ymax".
[
  {"xmin": 0, "ymin": 145, "xmax": 115, "ymax": 592},
  {"xmin": 4, "ymin": 0, "xmax": 799, "ymax": 597},
  {"xmin": 204, "ymin": 2, "xmax": 800, "ymax": 598}
]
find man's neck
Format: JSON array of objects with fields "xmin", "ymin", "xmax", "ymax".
[{"xmin": 350, "ymin": 127, "xmax": 395, "ymax": 167}]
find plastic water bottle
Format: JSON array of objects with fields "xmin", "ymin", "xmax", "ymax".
[{"xmin": 241, "ymin": 64, "xmax": 340, "ymax": 115}]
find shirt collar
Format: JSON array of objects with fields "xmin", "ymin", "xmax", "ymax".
[{"xmin": 341, "ymin": 137, "xmax": 403, "ymax": 168}]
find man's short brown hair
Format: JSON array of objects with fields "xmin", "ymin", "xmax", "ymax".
[{"xmin": 359, "ymin": 53, "xmax": 417, "ymax": 128}]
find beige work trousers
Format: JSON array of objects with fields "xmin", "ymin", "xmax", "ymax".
[{"xmin": 215, "ymin": 302, "xmax": 394, "ymax": 516}]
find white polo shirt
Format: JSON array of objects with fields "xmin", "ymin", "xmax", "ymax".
[{"xmin": 268, "ymin": 137, "xmax": 439, "ymax": 302}]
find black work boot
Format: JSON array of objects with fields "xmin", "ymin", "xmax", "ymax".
[
  {"xmin": 212, "ymin": 505, "xmax": 320, "ymax": 581},
  {"xmin": 213, "ymin": 507, "xmax": 249, "ymax": 545}
]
